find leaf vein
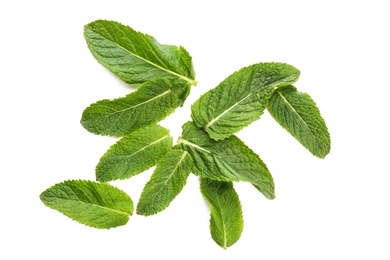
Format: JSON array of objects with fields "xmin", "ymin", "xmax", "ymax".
[
  {"xmin": 204, "ymin": 93, "xmax": 253, "ymax": 131},
  {"xmin": 110, "ymin": 39, "xmax": 195, "ymax": 85}
]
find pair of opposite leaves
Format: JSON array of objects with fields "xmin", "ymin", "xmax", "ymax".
[{"xmin": 40, "ymin": 20, "xmax": 330, "ymax": 249}]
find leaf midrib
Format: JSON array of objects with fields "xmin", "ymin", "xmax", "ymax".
[
  {"xmin": 178, "ymin": 138, "xmax": 242, "ymax": 181},
  {"xmin": 202, "ymin": 74, "xmax": 299, "ymax": 131},
  {"xmin": 154, "ymin": 150, "xmax": 188, "ymax": 195},
  {"xmin": 215, "ymin": 192, "xmax": 228, "ymax": 249},
  {"xmin": 178, "ymin": 138, "xmax": 212, "ymax": 154},
  {"xmin": 276, "ymin": 89, "xmax": 311, "ymax": 134},
  {"xmin": 107, "ymin": 34, "xmax": 196, "ymax": 85},
  {"xmin": 99, "ymin": 89, "xmax": 173, "ymax": 119},
  {"xmin": 123, "ymin": 134, "xmax": 171, "ymax": 161},
  {"xmin": 204, "ymin": 93, "xmax": 253, "ymax": 131},
  {"xmin": 52, "ymin": 196, "xmax": 131, "ymax": 216}
]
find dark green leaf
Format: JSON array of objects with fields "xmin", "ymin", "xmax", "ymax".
[
  {"xmin": 40, "ymin": 180, "xmax": 133, "ymax": 229},
  {"xmin": 84, "ymin": 20, "xmax": 196, "ymax": 91},
  {"xmin": 137, "ymin": 149, "xmax": 193, "ymax": 216},
  {"xmin": 200, "ymin": 178, "xmax": 243, "ymax": 249},
  {"xmin": 96, "ymin": 124, "xmax": 172, "ymax": 182},
  {"xmin": 178, "ymin": 122, "xmax": 275, "ymax": 199},
  {"xmin": 268, "ymin": 86, "xmax": 331, "ymax": 158},
  {"xmin": 81, "ymin": 79, "xmax": 179, "ymax": 136},
  {"xmin": 191, "ymin": 62, "xmax": 300, "ymax": 140}
]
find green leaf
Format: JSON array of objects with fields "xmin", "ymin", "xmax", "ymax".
[
  {"xmin": 137, "ymin": 149, "xmax": 193, "ymax": 216},
  {"xmin": 191, "ymin": 62, "xmax": 300, "ymax": 140},
  {"xmin": 178, "ymin": 122, "xmax": 275, "ymax": 199},
  {"xmin": 81, "ymin": 79, "xmax": 179, "ymax": 136},
  {"xmin": 268, "ymin": 86, "xmax": 331, "ymax": 158},
  {"xmin": 84, "ymin": 20, "xmax": 196, "ymax": 89},
  {"xmin": 96, "ymin": 124, "xmax": 173, "ymax": 182},
  {"xmin": 200, "ymin": 178, "xmax": 243, "ymax": 249},
  {"xmin": 40, "ymin": 180, "xmax": 133, "ymax": 229}
]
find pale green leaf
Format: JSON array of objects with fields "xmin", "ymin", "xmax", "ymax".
[
  {"xmin": 96, "ymin": 124, "xmax": 172, "ymax": 182},
  {"xmin": 40, "ymin": 180, "xmax": 133, "ymax": 229},
  {"xmin": 200, "ymin": 178, "xmax": 243, "ymax": 249},
  {"xmin": 268, "ymin": 86, "xmax": 331, "ymax": 158},
  {"xmin": 81, "ymin": 79, "xmax": 179, "ymax": 136},
  {"xmin": 191, "ymin": 62, "xmax": 300, "ymax": 140},
  {"xmin": 178, "ymin": 122, "xmax": 275, "ymax": 199},
  {"xmin": 137, "ymin": 149, "xmax": 193, "ymax": 216},
  {"xmin": 84, "ymin": 20, "xmax": 196, "ymax": 96}
]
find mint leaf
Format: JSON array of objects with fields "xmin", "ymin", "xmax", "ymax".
[
  {"xmin": 84, "ymin": 20, "xmax": 196, "ymax": 89},
  {"xmin": 178, "ymin": 122, "xmax": 275, "ymax": 199},
  {"xmin": 96, "ymin": 124, "xmax": 172, "ymax": 182},
  {"xmin": 191, "ymin": 62, "xmax": 300, "ymax": 140},
  {"xmin": 81, "ymin": 79, "xmax": 179, "ymax": 136},
  {"xmin": 137, "ymin": 149, "xmax": 193, "ymax": 216},
  {"xmin": 200, "ymin": 178, "xmax": 243, "ymax": 249},
  {"xmin": 40, "ymin": 180, "xmax": 133, "ymax": 229},
  {"xmin": 268, "ymin": 86, "xmax": 331, "ymax": 158}
]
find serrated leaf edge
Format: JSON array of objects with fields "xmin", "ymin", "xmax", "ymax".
[
  {"xmin": 269, "ymin": 87, "xmax": 331, "ymax": 158},
  {"xmin": 85, "ymin": 21, "xmax": 197, "ymax": 86},
  {"xmin": 151, "ymin": 150, "xmax": 190, "ymax": 195},
  {"xmin": 136, "ymin": 149, "xmax": 191, "ymax": 216},
  {"xmin": 96, "ymin": 132, "xmax": 172, "ymax": 181},
  {"xmin": 275, "ymin": 88, "xmax": 310, "ymax": 132}
]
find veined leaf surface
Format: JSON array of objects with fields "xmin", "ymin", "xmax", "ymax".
[
  {"xmin": 84, "ymin": 20, "xmax": 196, "ymax": 90},
  {"xmin": 191, "ymin": 62, "xmax": 300, "ymax": 140},
  {"xmin": 40, "ymin": 180, "xmax": 133, "ymax": 229},
  {"xmin": 268, "ymin": 86, "xmax": 331, "ymax": 158},
  {"xmin": 81, "ymin": 79, "xmax": 179, "ymax": 136},
  {"xmin": 137, "ymin": 149, "xmax": 193, "ymax": 216},
  {"xmin": 178, "ymin": 122, "xmax": 275, "ymax": 199},
  {"xmin": 96, "ymin": 124, "xmax": 172, "ymax": 182},
  {"xmin": 200, "ymin": 178, "xmax": 243, "ymax": 249}
]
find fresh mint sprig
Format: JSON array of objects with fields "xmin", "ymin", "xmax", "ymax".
[{"xmin": 40, "ymin": 20, "xmax": 331, "ymax": 249}]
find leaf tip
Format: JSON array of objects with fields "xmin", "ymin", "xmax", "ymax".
[
  {"xmin": 316, "ymin": 150, "xmax": 330, "ymax": 159},
  {"xmin": 135, "ymin": 207, "xmax": 148, "ymax": 216},
  {"xmin": 268, "ymin": 194, "xmax": 276, "ymax": 200}
]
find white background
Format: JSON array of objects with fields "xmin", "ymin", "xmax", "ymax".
[{"xmin": 1, "ymin": 0, "xmax": 389, "ymax": 259}]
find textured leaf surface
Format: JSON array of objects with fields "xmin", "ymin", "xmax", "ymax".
[
  {"xmin": 178, "ymin": 122, "xmax": 275, "ymax": 199},
  {"xmin": 40, "ymin": 180, "xmax": 133, "ymax": 229},
  {"xmin": 268, "ymin": 86, "xmax": 331, "ymax": 158},
  {"xmin": 191, "ymin": 62, "xmax": 300, "ymax": 140},
  {"xmin": 96, "ymin": 125, "xmax": 172, "ymax": 182},
  {"xmin": 200, "ymin": 178, "xmax": 243, "ymax": 249},
  {"xmin": 81, "ymin": 79, "xmax": 179, "ymax": 136},
  {"xmin": 137, "ymin": 149, "xmax": 193, "ymax": 216},
  {"xmin": 84, "ymin": 20, "xmax": 196, "ymax": 88}
]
